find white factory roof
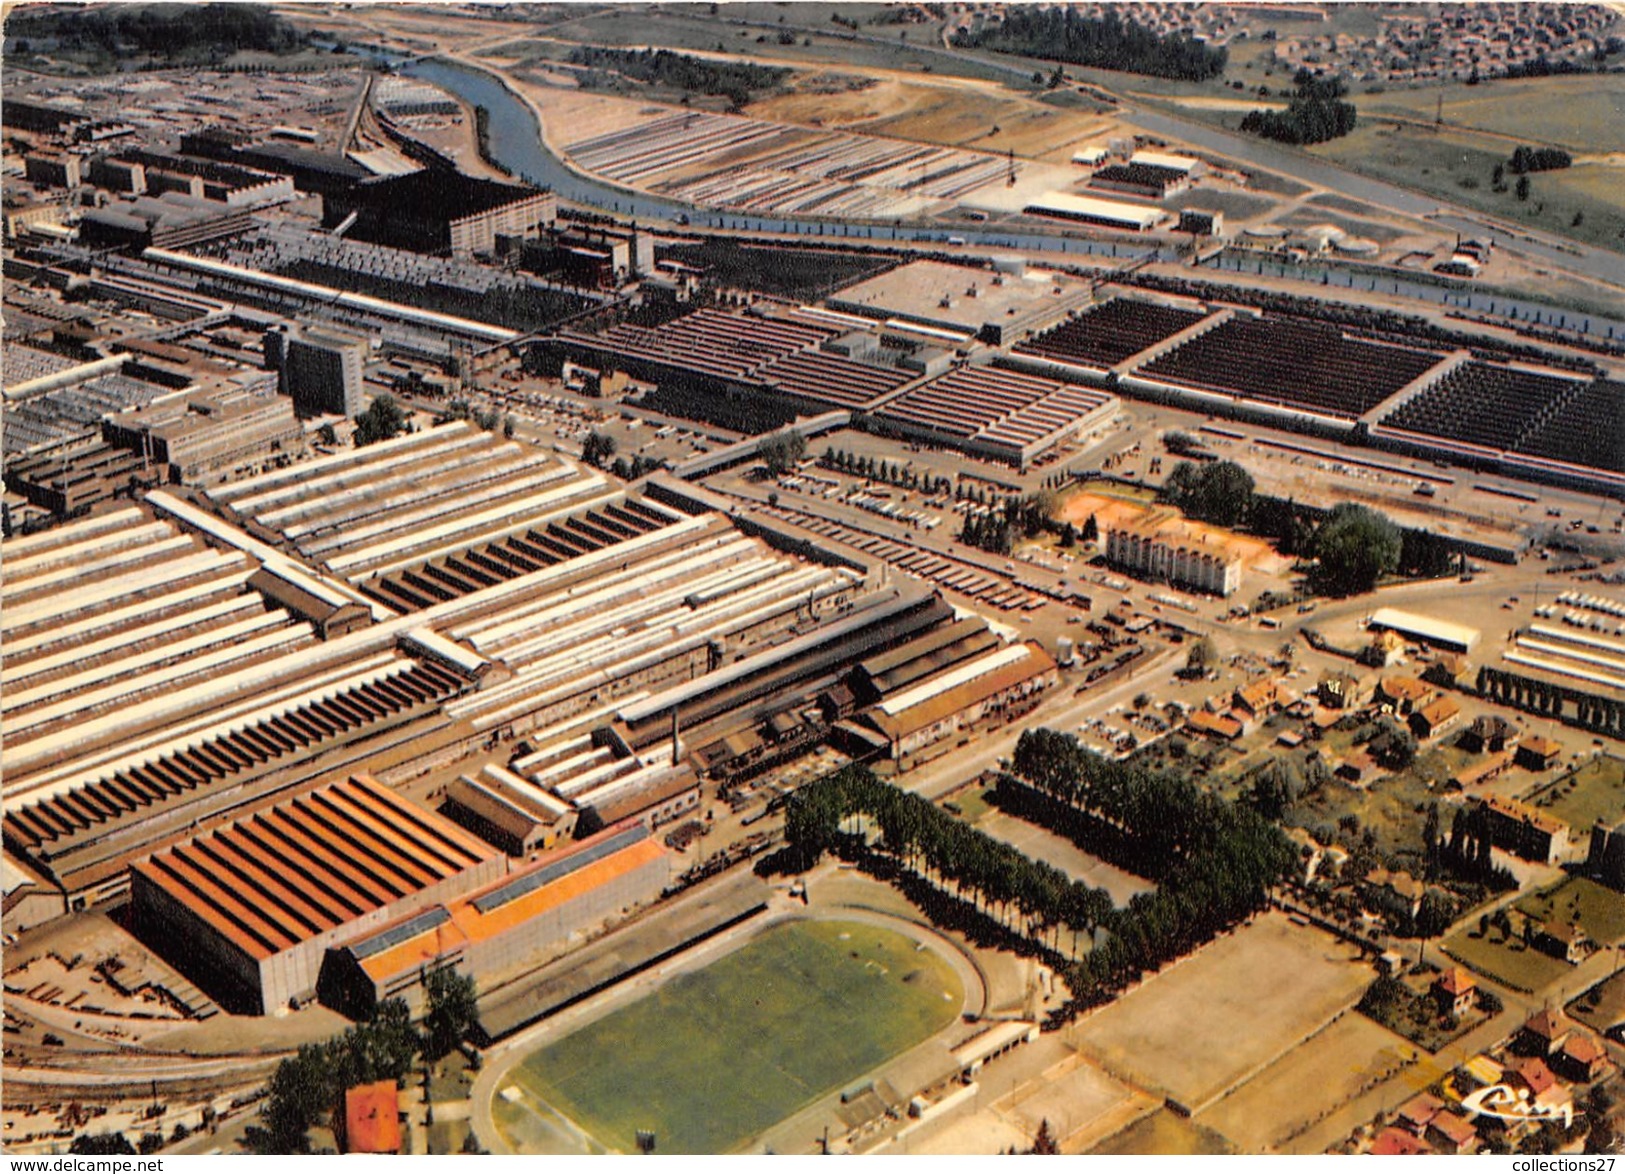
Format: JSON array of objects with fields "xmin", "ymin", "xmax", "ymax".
[
  {"xmin": 878, "ymin": 642, "xmax": 1033, "ymax": 717},
  {"xmin": 1025, "ymin": 192, "xmax": 1165, "ymax": 231},
  {"xmin": 1130, "ymin": 150, "xmax": 1201, "ymax": 173},
  {"xmin": 1072, "ymin": 147, "xmax": 1108, "ymax": 165},
  {"xmin": 1368, "ymin": 607, "xmax": 1481, "ymax": 652}
]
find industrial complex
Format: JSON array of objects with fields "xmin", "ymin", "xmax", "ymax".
[{"xmin": 3, "ymin": 0, "xmax": 1625, "ymax": 1161}]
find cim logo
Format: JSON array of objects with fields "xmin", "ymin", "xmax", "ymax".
[{"xmin": 1459, "ymin": 1083, "xmax": 1576, "ymax": 1129}]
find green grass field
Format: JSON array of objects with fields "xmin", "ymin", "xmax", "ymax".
[
  {"xmin": 1520, "ymin": 877, "xmax": 1625, "ymax": 945},
  {"xmin": 1525, "ymin": 756, "xmax": 1625, "ymax": 831},
  {"xmin": 500, "ymin": 919, "xmax": 963, "ymax": 1154},
  {"xmin": 1445, "ymin": 876, "xmax": 1625, "ymax": 993}
]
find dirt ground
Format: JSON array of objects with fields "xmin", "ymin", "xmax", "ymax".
[
  {"xmin": 1196, "ymin": 1012, "xmax": 1414, "ymax": 1152},
  {"xmin": 1071, "ymin": 911, "xmax": 1374, "ymax": 1110}
]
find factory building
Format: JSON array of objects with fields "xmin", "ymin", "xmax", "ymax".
[
  {"xmin": 827, "ymin": 260, "xmax": 1094, "ymax": 347},
  {"xmin": 1367, "ymin": 607, "xmax": 1481, "ymax": 655},
  {"xmin": 78, "ymin": 192, "xmax": 254, "ymax": 252},
  {"xmin": 1024, "ymin": 192, "xmax": 1168, "ymax": 232},
  {"xmin": 24, "ymin": 153, "xmax": 82, "ymax": 190},
  {"xmin": 860, "ymin": 641, "xmax": 1059, "ymax": 761},
  {"xmin": 318, "ymin": 821, "xmax": 670, "ymax": 1017},
  {"xmin": 267, "ymin": 325, "xmax": 367, "ymax": 418},
  {"xmin": 441, "ymin": 764, "xmax": 579, "ymax": 856},
  {"xmin": 322, "ymin": 170, "xmax": 556, "ymax": 257},
  {"xmin": 129, "ymin": 773, "xmax": 506, "ymax": 1013},
  {"xmin": 108, "ymin": 150, "xmax": 295, "ymax": 208},
  {"xmin": 100, "ymin": 381, "xmax": 305, "ymax": 486}
]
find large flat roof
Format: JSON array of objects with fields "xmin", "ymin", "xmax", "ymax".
[
  {"xmin": 1024, "ymin": 191, "xmax": 1166, "ymax": 230},
  {"xmin": 829, "ymin": 260, "xmax": 1084, "ymax": 334},
  {"xmin": 1369, "ymin": 607, "xmax": 1481, "ymax": 652}
]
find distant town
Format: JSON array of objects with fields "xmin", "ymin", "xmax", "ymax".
[{"xmin": 2, "ymin": 0, "xmax": 1623, "ymax": 1160}]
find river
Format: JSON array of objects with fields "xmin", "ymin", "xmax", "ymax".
[{"xmin": 405, "ymin": 56, "xmax": 1625, "ymax": 337}]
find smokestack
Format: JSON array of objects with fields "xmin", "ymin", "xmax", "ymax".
[{"xmin": 671, "ymin": 707, "xmax": 682, "ymax": 767}]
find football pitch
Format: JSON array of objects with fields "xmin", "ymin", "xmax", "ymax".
[{"xmin": 496, "ymin": 919, "xmax": 964, "ymax": 1154}]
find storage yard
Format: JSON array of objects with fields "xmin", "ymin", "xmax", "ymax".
[{"xmin": 558, "ymin": 102, "xmax": 1047, "ymax": 220}]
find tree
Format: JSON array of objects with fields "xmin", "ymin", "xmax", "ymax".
[
  {"xmin": 423, "ymin": 966, "xmax": 480, "ymax": 1061},
  {"xmin": 1516, "ymin": 174, "xmax": 1532, "ymax": 202},
  {"xmin": 581, "ymin": 430, "xmax": 618, "ymax": 468},
  {"xmin": 1159, "ymin": 460, "xmax": 1254, "ymax": 527},
  {"xmin": 316, "ymin": 422, "xmax": 338, "ymax": 446},
  {"xmin": 1082, "ymin": 513, "xmax": 1099, "ymax": 544},
  {"xmin": 760, "ymin": 426, "xmax": 812, "ymax": 474},
  {"xmin": 138, "ymin": 1132, "xmax": 166, "ymax": 1155},
  {"xmin": 353, "ymin": 394, "xmax": 407, "ymax": 448},
  {"xmin": 1185, "ymin": 636, "xmax": 1217, "ymax": 672},
  {"xmin": 1031, "ymin": 1118, "xmax": 1061, "ymax": 1154},
  {"xmin": 1310, "ymin": 503, "xmax": 1400, "ymax": 596},
  {"xmin": 71, "ymin": 1133, "xmax": 136, "ymax": 1155},
  {"xmin": 1368, "ymin": 717, "xmax": 1417, "ymax": 770}
]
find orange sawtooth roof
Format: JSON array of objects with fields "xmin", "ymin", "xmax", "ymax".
[{"xmin": 130, "ymin": 774, "xmax": 503, "ymax": 961}]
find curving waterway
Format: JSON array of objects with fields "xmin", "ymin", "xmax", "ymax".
[{"xmin": 406, "ymin": 56, "xmax": 1625, "ymax": 339}]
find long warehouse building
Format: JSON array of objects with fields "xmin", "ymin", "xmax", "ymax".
[{"xmin": 129, "ymin": 774, "xmax": 506, "ymax": 1014}]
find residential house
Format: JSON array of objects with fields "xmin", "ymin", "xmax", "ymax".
[
  {"xmin": 1375, "ymin": 676, "xmax": 1435, "ymax": 716},
  {"xmin": 1396, "ymin": 1091, "xmax": 1445, "ymax": 1136},
  {"xmin": 1410, "ymin": 696, "xmax": 1462, "ymax": 740},
  {"xmin": 1556, "ymin": 1031, "xmax": 1611, "ymax": 1084},
  {"xmin": 1372, "ymin": 1127, "xmax": 1433, "ymax": 1155},
  {"xmin": 1233, "ymin": 679, "xmax": 1282, "ymax": 721},
  {"xmin": 1510, "ymin": 1056, "xmax": 1573, "ymax": 1120},
  {"xmin": 1532, "ymin": 920, "xmax": 1591, "ymax": 965},
  {"xmin": 1518, "ymin": 1008, "xmax": 1572, "ymax": 1056},
  {"xmin": 1317, "ymin": 668, "xmax": 1368, "ymax": 710},
  {"xmin": 1516, "ymin": 736, "xmax": 1563, "ymax": 772},
  {"xmin": 1433, "ymin": 967, "xmax": 1477, "ymax": 1019},
  {"xmin": 1460, "ymin": 715, "xmax": 1519, "ymax": 755},
  {"xmin": 1425, "ymin": 1109, "xmax": 1479, "ymax": 1155},
  {"xmin": 1481, "ymin": 795, "xmax": 1569, "ymax": 864},
  {"xmin": 1365, "ymin": 867, "xmax": 1426, "ymax": 919}
]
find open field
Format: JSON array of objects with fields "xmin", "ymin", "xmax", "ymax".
[
  {"xmin": 1089, "ymin": 1109, "xmax": 1234, "ymax": 1155},
  {"xmin": 1197, "ymin": 1013, "xmax": 1412, "ymax": 1152},
  {"xmin": 1443, "ymin": 920, "xmax": 1573, "ymax": 993},
  {"xmin": 750, "ymin": 78, "xmax": 1117, "ymax": 163},
  {"xmin": 1521, "ymin": 877, "xmax": 1625, "ymax": 946},
  {"xmin": 525, "ymin": 9, "xmax": 1019, "ymax": 85},
  {"xmin": 1358, "ymin": 75, "xmax": 1625, "ymax": 155},
  {"xmin": 1072, "ymin": 912, "xmax": 1372, "ymax": 1111},
  {"xmin": 1525, "ymin": 756, "xmax": 1625, "ymax": 832},
  {"xmin": 1003, "ymin": 1055, "xmax": 1142, "ymax": 1151},
  {"xmin": 493, "ymin": 919, "xmax": 963, "ymax": 1154},
  {"xmin": 1309, "ymin": 122, "xmax": 1625, "ymax": 253},
  {"xmin": 976, "ymin": 811, "xmax": 1155, "ymax": 909},
  {"xmin": 1570, "ymin": 968, "xmax": 1625, "ymax": 1037},
  {"xmin": 1444, "ymin": 877, "xmax": 1625, "ymax": 993}
]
